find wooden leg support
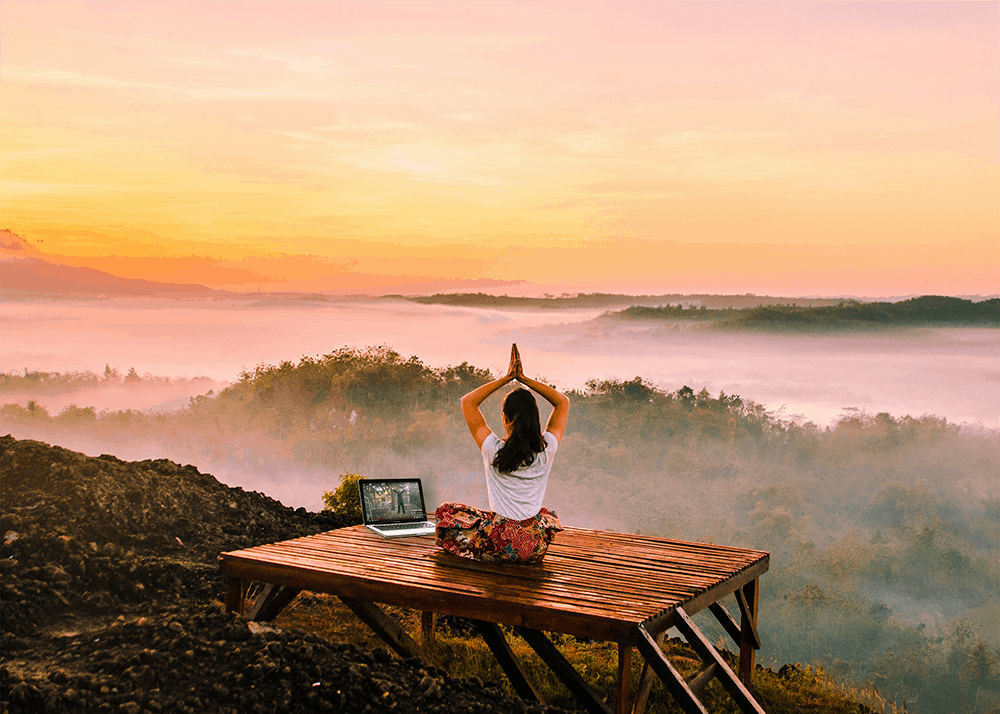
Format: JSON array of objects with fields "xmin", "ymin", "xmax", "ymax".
[
  {"xmin": 615, "ymin": 643, "xmax": 632, "ymax": 714},
  {"xmin": 225, "ymin": 578, "xmax": 245, "ymax": 615},
  {"xmin": 635, "ymin": 625, "xmax": 708, "ymax": 714},
  {"xmin": 246, "ymin": 583, "xmax": 302, "ymax": 622},
  {"xmin": 338, "ymin": 596, "xmax": 424, "ymax": 660},
  {"xmin": 737, "ymin": 579, "xmax": 761, "ymax": 682},
  {"xmin": 685, "ymin": 663, "xmax": 720, "ymax": 696},
  {"xmin": 515, "ymin": 627, "xmax": 613, "ymax": 714},
  {"xmin": 632, "ymin": 629, "xmax": 665, "ymax": 714},
  {"xmin": 673, "ymin": 608, "xmax": 765, "ymax": 714},
  {"xmin": 708, "ymin": 601, "xmax": 743, "ymax": 646},
  {"xmin": 421, "ymin": 611, "xmax": 436, "ymax": 651},
  {"xmin": 635, "ymin": 611, "xmax": 768, "ymax": 714},
  {"xmin": 473, "ymin": 621, "xmax": 543, "ymax": 703}
]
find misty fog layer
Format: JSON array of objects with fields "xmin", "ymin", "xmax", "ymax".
[
  {"xmin": 3, "ymin": 300, "xmax": 999, "ymax": 712},
  {"xmin": 2, "ymin": 298, "xmax": 997, "ymax": 427}
]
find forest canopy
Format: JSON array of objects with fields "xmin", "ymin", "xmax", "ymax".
[
  {"xmin": 400, "ymin": 291, "xmax": 843, "ymax": 310},
  {"xmin": 607, "ymin": 295, "xmax": 1000, "ymax": 331}
]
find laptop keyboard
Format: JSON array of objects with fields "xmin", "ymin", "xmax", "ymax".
[{"xmin": 378, "ymin": 522, "xmax": 433, "ymax": 531}]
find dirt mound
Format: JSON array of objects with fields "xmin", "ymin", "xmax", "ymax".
[{"xmin": 0, "ymin": 436, "xmax": 568, "ymax": 713}]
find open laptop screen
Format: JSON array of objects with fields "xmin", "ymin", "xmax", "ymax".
[{"xmin": 359, "ymin": 479, "xmax": 428, "ymax": 525}]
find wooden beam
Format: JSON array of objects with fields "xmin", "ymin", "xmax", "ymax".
[
  {"xmin": 634, "ymin": 624, "xmax": 708, "ymax": 714},
  {"xmin": 615, "ymin": 643, "xmax": 632, "ymax": 714},
  {"xmin": 735, "ymin": 587, "xmax": 761, "ymax": 649},
  {"xmin": 673, "ymin": 608, "xmax": 766, "ymax": 714},
  {"xmin": 737, "ymin": 579, "xmax": 761, "ymax": 682},
  {"xmin": 685, "ymin": 662, "xmax": 719, "ymax": 696},
  {"xmin": 338, "ymin": 597, "xmax": 423, "ymax": 660},
  {"xmin": 246, "ymin": 583, "xmax": 302, "ymax": 622},
  {"xmin": 515, "ymin": 627, "xmax": 613, "ymax": 714},
  {"xmin": 421, "ymin": 611, "xmax": 436, "ymax": 650},
  {"xmin": 631, "ymin": 628, "xmax": 664, "ymax": 714},
  {"xmin": 708, "ymin": 601, "xmax": 743, "ymax": 648},
  {"xmin": 473, "ymin": 621, "xmax": 543, "ymax": 703},
  {"xmin": 225, "ymin": 577, "xmax": 245, "ymax": 615}
]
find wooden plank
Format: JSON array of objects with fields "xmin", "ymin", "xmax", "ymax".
[
  {"xmin": 338, "ymin": 596, "xmax": 423, "ymax": 660},
  {"xmin": 245, "ymin": 544, "xmax": 683, "ymax": 616},
  {"xmin": 246, "ymin": 583, "xmax": 302, "ymax": 622},
  {"xmin": 258, "ymin": 537, "xmax": 735, "ymax": 601},
  {"xmin": 426, "ymin": 551, "xmax": 551, "ymax": 581},
  {"xmin": 515, "ymin": 627, "xmax": 613, "ymax": 714},
  {"xmin": 634, "ymin": 624, "xmax": 708, "ymax": 714},
  {"xmin": 234, "ymin": 527, "xmax": 766, "ymax": 587},
  {"xmin": 473, "ymin": 621, "xmax": 543, "ymax": 703},
  {"xmin": 708, "ymin": 601, "xmax": 743, "ymax": 648},
  {"xmin": 673, "ymin": 608, "xmax": 766, "ymax": 714},
  {"xmin": 229, "ymin": 540, "xmax": 686, "ymax": 605},
  {"xmin": 555, "ymin": 527, "xmax": 768, "ymax": 559},
  {"xmin": 738, "ymin": 580, "xmax": 761, "ymax": 682},
  {"xmin": 551, "ymin": 544, "xmax": 763, "ymax": 574},
  {"xmin": 546, "ymin": 540, "xmax": 759, "ymax": 568},
  {"xmin": 334, "ymin": 524, "xmax": 769, "ymax": 583}
]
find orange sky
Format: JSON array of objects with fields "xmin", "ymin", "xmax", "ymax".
[{"xmin": 2, "ymin": 1, "xmax": 997, "ymax": 296}]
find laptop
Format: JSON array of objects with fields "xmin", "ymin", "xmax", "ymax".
[{"xmin": 358, "ymin": 478, "xmax": 437, "ymax": 538}]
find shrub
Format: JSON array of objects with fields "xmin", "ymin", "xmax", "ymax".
[{"xmin": 322, "ymin": 473, "xmax": 364, "ymax": 518}]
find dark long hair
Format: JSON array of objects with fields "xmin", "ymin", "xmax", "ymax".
[{"xmin": 493, "ymin": 388, "xmax": 546, "ymax": 474}]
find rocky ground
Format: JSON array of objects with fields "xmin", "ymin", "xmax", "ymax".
[{"xmin": 0, "ymin": 435, "xmax": 572, "ymax": 713}]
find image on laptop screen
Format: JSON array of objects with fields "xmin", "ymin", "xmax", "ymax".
[{"xmin": 360, "ymin": 480, "xmax": 427, "ymax": 524}]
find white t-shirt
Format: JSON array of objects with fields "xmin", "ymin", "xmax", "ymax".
[{"xmin": 481, "ymin": 431, "xmax": 559, "ymax": 521}]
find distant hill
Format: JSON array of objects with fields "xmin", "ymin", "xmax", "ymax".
[
  {"xmin": 608, "ymin": 296, "xmax": 1000, "ymax": 329},
  {"xmin": 0, "ymin": 229, "xmax": 222, "ymax": 297},
  {"xmin": 0, "ymin": 256, "xmax": 222, "ymax": 297},
  {"xmin": 399, "ymin": 292, "xmax": 845, "ymax": 310}
]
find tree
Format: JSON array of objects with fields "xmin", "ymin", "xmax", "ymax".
[{"xmin": 322, "ymin": 473, "xmax": 363, "ymax": 518}]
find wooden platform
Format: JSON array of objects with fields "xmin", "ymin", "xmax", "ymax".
[{"xmin": 219, "ymin": 525, "xmax": 769, "ymax": 714}]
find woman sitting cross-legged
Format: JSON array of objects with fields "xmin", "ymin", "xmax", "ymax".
[{"xmin": 435, "ymin": 344, "xmax": 569, "ymax": 564}]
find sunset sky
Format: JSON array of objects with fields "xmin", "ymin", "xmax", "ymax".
[{"xmin": 2, "ymin": 0, "xmax": 997, "ymax": 296}]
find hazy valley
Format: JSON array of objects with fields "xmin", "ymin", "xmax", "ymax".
[{"xmin": 2, "ymin": 295, "xmax": 998, "ymax": 712}]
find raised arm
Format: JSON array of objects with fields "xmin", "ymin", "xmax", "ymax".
[
  {"xmin": 513, "ymin": 345, "xmax": 570, "ymax": 443},
  {"xmin": 460, "ymin": 346, "xmax": 518, "ymax": 449}
]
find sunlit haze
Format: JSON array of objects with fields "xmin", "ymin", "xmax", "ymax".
[
  {"xmin": 2, "ymin": 6, "xmax": 998, "ymax": 704},
  {"xmin": 3, "ymin": 1, "xmax": 997, "ymax": 296}
]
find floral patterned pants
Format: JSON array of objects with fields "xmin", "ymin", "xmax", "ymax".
[{"xmin": 434, "ymin": 502, "xmax": 563, "ymax": 564}]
